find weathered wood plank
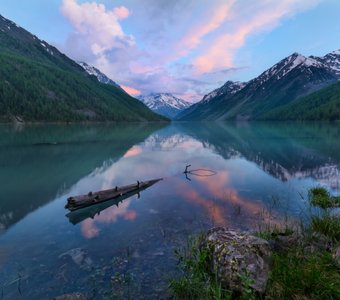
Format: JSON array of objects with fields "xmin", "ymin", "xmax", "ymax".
[{"xmin": 65, "ymin": 178, "xmax": 162, "ymax": 211}]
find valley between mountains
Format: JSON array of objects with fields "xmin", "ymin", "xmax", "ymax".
[{"xmin": 0, "ymin": 13, "xmax": 339, "ymax": 122}]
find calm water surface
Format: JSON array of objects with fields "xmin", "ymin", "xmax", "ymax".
[{"xmin": 0, "ymin": 122, "xmax": 339, "ymax": 299}]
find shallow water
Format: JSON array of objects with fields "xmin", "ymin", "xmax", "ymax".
[{"xmin": 0, "ymin": 122, "xmax": 339, "ymax": 299}]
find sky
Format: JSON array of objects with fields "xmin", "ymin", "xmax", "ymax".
[{"xmin": 0, "ymin": 0, "xmax": 339, "ymax": 101}]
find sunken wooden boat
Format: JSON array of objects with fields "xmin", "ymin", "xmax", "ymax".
[
  {"xmin": 65, "ymin": 178, "xmax": 162, "ymax": 212},
  {"xmin": 67, "ymin": 189, "xmax": 141, "ymax": 225}
]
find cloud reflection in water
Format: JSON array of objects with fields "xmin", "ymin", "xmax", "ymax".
[{"xmin": 76, "ymin": 129, "xmax": 284, "ymax": 238}]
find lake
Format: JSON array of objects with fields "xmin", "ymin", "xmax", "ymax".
[{"xmin": 0, "ymin": 122, "xmax": 339, "ymax": 299}]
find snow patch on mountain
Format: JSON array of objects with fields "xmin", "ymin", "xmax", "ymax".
[
  {"xmin": 78, "ymin": 62, "xmax": 122, "ymax": 89},
  {"xmin": 177, "ymin": 49, "xmax": 339, "ymax": 121},
  {"xmin": 138, "ymin": 93, "xmax": 191, "ymax": 119},
  {"xmin": 256, "ymin": 53, "xmax": 325, "ymax": 86},
  {"xmin": 202, "ymin": 81, "xmax": 246, "ymax": 103},
  {"xmin": 319, "ymin": 50, "xmax": 340, "ymax": 76},
  {"xmin": 245, "ymin": 51, "xmax": 340, "ymax": 92}
]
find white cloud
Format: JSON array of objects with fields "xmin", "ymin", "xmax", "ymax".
[
  {"xmin": 60, "ymin": 0, "xmax": 322, "ymax": 102},
  {"xmin": 61, "ymin": 0, "xmax": 134, "ymax": 56}
]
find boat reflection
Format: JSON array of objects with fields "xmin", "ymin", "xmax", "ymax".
[
  {"xmin": 0, "ymin": 123, "xmax": 165, "ymax": 232},
  {"xmin": 66, "ymin": 179, "xmax": 162, "ymax": 225}
]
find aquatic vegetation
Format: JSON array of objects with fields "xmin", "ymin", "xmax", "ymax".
[
  {"xmin": 169, "ymin": 187, "xmax": 340, "ymax": 299},
  {"xmin": 311, "ymin": 213, "xmax": 340, "ymax": 242},
  {"xmin": 169, "ymin": 235, "xmax": 232, "ymax": 300},
  {"xmin": 255, "ymin": 225, "xmax": 295, "ymax": 241},
  {"xmin": 309, "ymin": 187, "xmax": 340, "ymax": 209}
]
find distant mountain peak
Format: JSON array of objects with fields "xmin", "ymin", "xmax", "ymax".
[
  {"xmin": 138, "ymin": 93, "xmax": 191, "ymax": 119},
  {"xmin": 248, "ymin": 51, "xmax": 330, "ymax": 90},
  {"xmin": 291, "ymin": 53, "xmax": 322, "ymax": 68}
]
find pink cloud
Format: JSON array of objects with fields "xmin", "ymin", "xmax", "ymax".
[
  {"xmin": 80, "ymin": 197, "xmax": 138, "ymax": 239},
  {"xmin": 193, "ymin": 0, "xmax": 321, "ymax": 74},
  {"xmin": 113, "ymin": 6, "xmax": 130, "ymax": 20},
  {"xmin": 176, "ymin": 1, "xmax": 235, "ymax": 57},
  {"xmin": 60, "ymin": 0, "xmax": 322, "ymax": 101},
  {"xmin": 177, "ymin": 92, "xmax": 202, "ymax": 102},
  {"xmin": 130, "ymin": 62, "xmax": 162, "ymax": 75},
  {"xmin": 121, "ymin": 85, "xmax": 141, "ymax": 96},
  {"xmin": 81, "ymin": 219, "xmax": 100, "ymax": 239},
  {"xmin": 124, "ymin": 146, "xmax": 143, "ymax": 158}
]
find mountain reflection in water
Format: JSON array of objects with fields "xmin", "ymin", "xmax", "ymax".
[
  {"xmin": 0, "ymin": 123, "xmax": 165, "ymax": 231},
  {"xmin": 0, "ymin": 122, "xmax": 339, "ymax": 299}
]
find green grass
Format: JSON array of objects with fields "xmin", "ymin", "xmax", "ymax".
[
  {"xmin": 266, "ymin": 250, "xmax": 340, "ymax": 299},
  {"xmin": 169, "ymin": 236, "xmax": 233, "ymax": 300},
  {"xmin": 169, "ymin": 187, "xmax": 340, "ymax": 299},
  {"xmin": 309, "ymin": 187, "xmax": 340, "ymax": 209},
  {"xmin": 311, "ymin": 213, "xmax": 340, "ymax": 242},
  {"xmin": 255, "ymin": 226, "xmax": 295, "ymax": 241},
  {"xmin": 308, "ymin": 187, "xmax": 340, "ymax": 242}
]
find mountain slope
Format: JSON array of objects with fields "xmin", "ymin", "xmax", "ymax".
[
  {"xmin": 178, "ymin": 51, "xmax": 338, "ymax": 121},
  {"xmin": 261, "ymin": 81, "xmax": 340, "ymax": 121},
  {"xmin": 138, "ymin": 93, "xmax": 191, "ymax": 119},
  {"xmin": 176, "ymin": 81, "xmax": 245, "ymax": 120},
  {"xmin": 0, "ymin": 14, "xmax": 166, "ymax": 122},
  {"xmin": 78, "ymin": 61, "xmax": 123, "ymax": 89},
  {"xmin": 312, "ymin": 50, "xmax": 340, "ymax": 78}
]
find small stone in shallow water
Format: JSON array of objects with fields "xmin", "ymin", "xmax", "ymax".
[
  {"xmin": 58, "ymin": 248, "xmax": 92, "ymax": 267},
  {"xmin": 152, "ymin": 251, "xmax": 165, "ymax": 256},
  {"xmin": 54, "ymin": 292, "xmax": 86, "ymax": 300},
  {"xmin": 132, "ymin": 250, "xmax": 140, "ymax": 258}
]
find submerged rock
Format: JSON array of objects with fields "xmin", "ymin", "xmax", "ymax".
[
  {"xmin": 201, "ymin": 227, "xmax": 272, "ymax": 294},
  {"xmin": 54, "ymin": 292, "xmax": 86, "ymax": 300},
  {"xmin": 58, "ymin": 248, "xmax": 93, "ymax": 267}
]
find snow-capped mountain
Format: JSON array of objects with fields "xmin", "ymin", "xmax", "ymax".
[
  {"xmin": 178, "ymin": 50, "xmax": 338, "ymax": 121},
  {"xmin": 312, "ymin": 50, "xmax": 340, "ymax": 78},
  {"xmin": 176, "ymin": 81, "xmax": 246, "ymax": 120},
  {"xmin": 202, "ymin": 81, "xmax": 246, "ymax": 103},
  {"xmin": 251, "ymin": 53, "xmax": 323, "ymax": 87},
  {"xmin": 78, "ymin": 61, "xmax": 122, "ymax": 89},
  {"xmin": 138, "ymin": 93, "xmax": 191, "ymax": 119},
  {"xmin": 247, "ymin": 52, "xmax": 335, "ymax": 92}
]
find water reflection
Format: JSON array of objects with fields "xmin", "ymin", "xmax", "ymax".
[
  {"xmin": 0, "ymin": 122, "xmax": 339, "ymax": 299},
  {"xmin": 66, "ymin": 178, "xmax": 162, "ymax": 226},
  {"xmin": 0, "ymin": 123, "xmax": 165, "ymax": 231},
  {"xmin": 179, "ymin": 122, "xmax": 340, "ymax": 188},
  {"xmin": 80, "ymin": 198, "xmax": 137, "ymax": 239},
  {"xmin": 65, "ymin": 121, "xmax": 340, "ymax": 234}
]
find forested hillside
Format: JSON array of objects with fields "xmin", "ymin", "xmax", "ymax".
[
  {"xmin": 0, "ymin": 15, "xmax": 166, "ymax": 122},
  {"xmin": 261, "ymin": 82, "xmax": 340, "ymax": 121}
]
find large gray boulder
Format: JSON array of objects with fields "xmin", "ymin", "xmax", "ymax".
[{"xmin": 201, "ymin": 227, "xmax": 272, "ymax": 294}]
